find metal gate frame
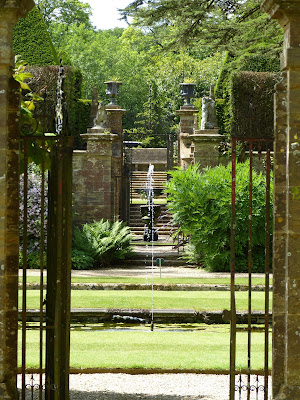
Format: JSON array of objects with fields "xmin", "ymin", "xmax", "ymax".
[
  {"xmin": 20, "ymin": 134, "xmax": 72, "ymax": 400},
  {"xmin": 20, "ymin": 61, "xmax": 72, "ymax": 400},
  {"xmin": 230, "ymin": 137, "xmax": 273, "ymax": 400}
]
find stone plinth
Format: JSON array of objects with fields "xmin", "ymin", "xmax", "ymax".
[
  {"xmin": 73, "ymin": 132, "xmax": 118, "ymax": 224},
  {"xmin": 191, "ymin": 129, "xmax": 224, "ymax": 169},
  {"xmin": 0, "ymin": 2, "xmax": 34, "ymax": 399},
  {"xmin": 262, "ymin": 1, "xmax": 300, "ymax": 398},
  {"xmin": 176, "ymin": 105, "xmax": 198, "ymax": 168}
]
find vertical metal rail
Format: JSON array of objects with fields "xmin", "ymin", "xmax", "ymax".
[
  {"xmin": 247, "ymin": 140, "xmax": 253, "ymax": 400},
  {"xmin": 230, "ymin": 138, "xmax": 237, "ymax": 400},
  {"xmin": 21, "ymin": 139, "xmax": 29, "ymax": 400},
  {"xmin": 39, "ymin": 137, "xmax": 46, "ymax": 399},
  {"xmin": 264, "ymin": 144, "xmax": 271, "ymax": 400}
]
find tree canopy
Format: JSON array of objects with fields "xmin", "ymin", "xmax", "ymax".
[{"xmin": 121, "ymin": 0, "xmax": 283, "ymax": 60}]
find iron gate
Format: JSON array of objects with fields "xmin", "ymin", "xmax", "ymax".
[
  {"xmin": 19, "ymin": 62, "xmax": 72, "ymax": 400},
  {"xmin": 229, "ymin": 137, "xmax": 273, "ymax": 400},
  {"xmin": 20, "ymin": 134, "xmax": 72, "ymax": 400}
]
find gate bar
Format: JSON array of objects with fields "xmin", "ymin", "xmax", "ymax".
[
  {"xmin": 230, "ymin": 138, "xmax": 237, "ymax": 399},
  {"xmin": 39, "ymin": 138, "xmax": 46, "ymax": 399},
  {"xmin": 247, "ymin": 141, "xmax": 253, "ymax": 400},
  {"xmin": 21, "ymin": 139, "xmax": 29, "ymax": 400},
  {"xmin": 264, "ymin": 145, "xmax": 271, "ymax": 400}
]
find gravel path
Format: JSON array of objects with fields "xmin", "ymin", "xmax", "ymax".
[
  {"xmin": 19, "ymin": 373, "xmax": 271, "ymax": 399},
  {"xmin": 69, "ymin": 373, "xmax": 230, "ymax": 399}
]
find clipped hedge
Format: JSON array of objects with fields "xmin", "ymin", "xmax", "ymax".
[
  {"xmin": 73, "ymin": 99, "xmax": 92, "ymax": 148},
  {"xmin": 231, "ymin": 71, "xmax": 278, "ymax": 138},
  {"xmin": 26, "ymin": 66, "xmax": 82, "ymax": 140},
  {"xmin": 13, "ymin": 7, "xmax": 58, "ymax": 66},
  {"xmin": 239, "ymin": 54, "xmax": 280, "ymax": 73}
]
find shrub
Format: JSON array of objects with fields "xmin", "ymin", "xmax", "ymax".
[
  {"xmin": 19, "ymin": 163, "xmax": 48, "ymax": 254},
  {"xmin": 72, "ymin": 219, "xmax": 133, "ymax": 268},
  {"xmin": 166, "ymin": 162, "xmax": 273, "ymax": 272},
  {"xmin": 19, "ymin": 251, "xmax": 47, "ymax": 269},
  {"xmin": 71, "ymin": 249, "xmax": 94, "ymax": 270}
]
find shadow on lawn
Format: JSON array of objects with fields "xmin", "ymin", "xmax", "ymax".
[{"xmin": 69, "ymin": 391, "xmax": 210, "ymax": 399}]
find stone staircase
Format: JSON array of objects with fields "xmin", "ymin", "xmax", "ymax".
[
  {"xmin": 129, "ymin": 203, "xmax": 175, "ymax": 238},
  {"xmin": 130, "ymin": 171, "xmax": 168, "ymax": 199},
  {"xmin": 129, "ymin": 170, "xmax": 175, "ymax": 238}
]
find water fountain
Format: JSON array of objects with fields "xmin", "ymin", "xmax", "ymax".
[{"xmin": 140, "ymin": 164, "xmax": 161, "ymax": 242}]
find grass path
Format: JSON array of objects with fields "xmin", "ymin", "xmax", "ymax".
[
  {"xmin": 20, "ymin": 325, "xmax": 271, "ymax": 371},
  {"xmin": 23, "ymin": 275, "xmax": 271, "ymax": 286},
  {"xmin": 21, "ymin": 290, "xmax": 272, "ymax": 311}
]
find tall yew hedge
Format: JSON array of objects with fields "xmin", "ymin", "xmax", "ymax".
[
  {"xmin": 231, "ymin": 71, "xmax": 278, "ymax": 138},
  {"xmin": 13, "ymin": 7, "xmax": 58, "ymax": 66}
]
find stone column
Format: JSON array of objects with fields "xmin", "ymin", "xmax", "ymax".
[
  {"xmin": 176, "ymin": 105, "xmax": 198, "ymax": 169},
  {"xmin": 262, "ymin": 1, "xmax": 300, "ymax": 398},
  {"xmin": 73, "ymin": 131, "xmax": 118, "ymax": 224},
  {"xmin": 0, "ymin": 1, "xmax": 34, "ymax": 399},
  {"xmin": 106, "ymin": 104, "xmax": 126, "ymax": 220}
]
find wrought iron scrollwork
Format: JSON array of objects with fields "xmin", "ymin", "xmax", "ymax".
[
  {"xmin": 25, "ymin": 374, "xmax": 57, "ymax": 392},
  {"xmin": 235, "ymin": 374, "xmax": 265, "ymax": 399}
]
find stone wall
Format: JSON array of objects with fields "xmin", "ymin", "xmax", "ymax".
[{"xmin": 124, "ymin": 148, "xmax": 168, "ymax": 171}]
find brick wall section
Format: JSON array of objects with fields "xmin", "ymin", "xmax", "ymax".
[
  {"xmin": 262, "ymin": 1, "xmax": 300, "ymax": 398},
  {"xmin": 73, "ymin": 132, "xmax": 118, "ymax": 224},
  {"xmin": 0, "ymin": 2, "xmax": 34, "ymax": 399},
  {"xmin": 73, "ymin": 104, "xmax": 126, "ymax": 225}
]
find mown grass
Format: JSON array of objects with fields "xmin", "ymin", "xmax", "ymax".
[
  {"xmin": 22, "ymin": 275, "xmax": 272, "ymax": 286},
  {"xmin": 19, "ymin": 324, "xmax": 271, "ymax": 371},
  {"xmin": 21, "ymin": 290, "xmax": 272, "ymax": 311}
]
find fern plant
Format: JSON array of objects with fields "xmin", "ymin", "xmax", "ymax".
[{"xmin": 72, "ymin": 219, "xmax": 133, "ymax": 268}]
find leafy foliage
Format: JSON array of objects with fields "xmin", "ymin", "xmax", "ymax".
[
  {"xmin": 13, "ymin": 7, "xmax": 59, "ymax": 66},
  {"xmin": 121, "ymin": 0, "xmax": 283, "ymax": 59},
  {"xmin": 73, "ymin": 220, "xmax": 133, "ymax": 268},
  {"xmin": 166, "ymin": 162, "xmax": 273, "ymax": 272},
  {"xmin": 71, "ymin": 249, "xmax": 94, "ymax": 270}
]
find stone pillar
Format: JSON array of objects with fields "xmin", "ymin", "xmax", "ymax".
[
  {"xmin": 73, "ymin": 131, "xmax": 118, "ymax": 224},
  {"xmin": 262, "ymin": 1, "xmax": 300, "ymax": 398},
  {"xmin": 176, "ymin": 105, "xmax": 198, "ymax": 169},
  {"xmin": 106, "ymin": 104, "xmax": 126, "ymax": 220},
  {"xmin": 0, "ymin": 1, "xmax": 34, "ymax": 399},
  {"xmin": 191, "ymin": 129, "xmax": 223, "ymax": 169}
]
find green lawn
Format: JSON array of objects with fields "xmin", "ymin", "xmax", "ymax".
[
  {"xmin": 21, "ymin": 290, "xmax": 272, "ymax": 311},
  {"xmin": 19, "ymin": 324, "xmax": 271, "ymax": 371},
  {"xmin": 22, "ymin": 275, "xmax": 272, "ymax": 286}
]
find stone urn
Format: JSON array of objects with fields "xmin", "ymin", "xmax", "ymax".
[
  {"xmin": 105, "ymin": 81, "xmax": 122, "ymax": 105},
  {"xmin": 180, "ymin": 82, "xmax": 196, "ymax": 105}
]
